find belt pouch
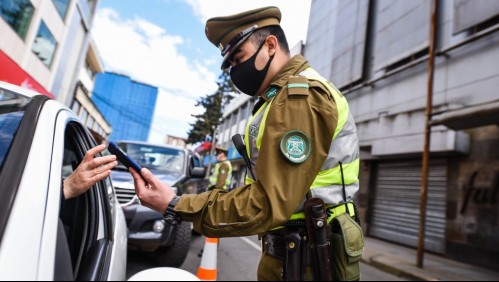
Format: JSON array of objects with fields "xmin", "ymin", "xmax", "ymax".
[{"xmin": 330, "ymin": 213, "xmax": 364, "ymax": 281}]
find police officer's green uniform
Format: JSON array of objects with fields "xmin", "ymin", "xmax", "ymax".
[
  {"xmin": 174, "ymin": 6, "xmax": 360, "ymax": 281},
  {"xmin": 209, "ymin": 148, "xmax": 232, "ymax": 191}
]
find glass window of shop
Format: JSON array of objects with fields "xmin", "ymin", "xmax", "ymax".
[
  {"xmin": 0, "ymin": 0, "xmax": 34, "ymax": 40},
  {"xmin": 32, "ymin": 21, "xmax": 58, "ymax": 68},
  {"xmin": 52, "ymin": 0, "xmax": 70, "ymax": 20}
]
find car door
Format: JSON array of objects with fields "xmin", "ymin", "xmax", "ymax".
[{"xmin": 50, "ymin": 109, "xmax": 127, "ymax": 281}]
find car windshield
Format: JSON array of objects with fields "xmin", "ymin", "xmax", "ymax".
[
  {"xmin": 117, "ymin": 143, "xmax": 185, "ymax": 176},
  {"xmin": 0, "ymin": 89, "xmax": 30, "ymax": 171}
]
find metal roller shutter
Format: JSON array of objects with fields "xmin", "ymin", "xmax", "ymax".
[{"xmin": 369, "ymin": 159, "xmax": 447, "ymax": 254}]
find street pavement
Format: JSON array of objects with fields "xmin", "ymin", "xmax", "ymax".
[
  {"xmin": 362, "ymin": 237, "xmax": 499, "ymax": 281},
  {"xmin": 128, "ymin": 234, "xmax": 499, "ymax": 281}
]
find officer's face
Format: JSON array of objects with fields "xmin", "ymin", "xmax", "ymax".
[
  {"xmin": 228, "ymin": 38, "xmax": 270, "ymax": 69},
  {"xmin": 217, "ymin": 152, "xmax": 226, "ymax": 161}
]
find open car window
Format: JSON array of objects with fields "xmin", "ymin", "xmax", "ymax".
[{"xmin": 56, "ymin": 122, "xmax": 113, "ymax": 280}]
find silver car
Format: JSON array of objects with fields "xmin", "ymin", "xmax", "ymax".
[{"xmin": 0, "ymin": 82, "xmax": 128, "ymax": 280}]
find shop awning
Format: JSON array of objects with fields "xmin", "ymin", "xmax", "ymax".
[
  {"xmin": 431, "ymin": 101, "xmax": 499, "ymax": 130},
  {"xmin": 0, "ymin": 50, "xmax": 54, "ymax": 98}
]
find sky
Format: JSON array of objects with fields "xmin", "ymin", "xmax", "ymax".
[{"xmin": 92, "ymin": 0, "xmax": 312, "ymax": 144}]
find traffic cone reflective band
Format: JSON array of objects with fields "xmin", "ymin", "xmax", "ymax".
[{"xmin": 197, "ymin": 237, "xmax": 218, "ymax": 281}]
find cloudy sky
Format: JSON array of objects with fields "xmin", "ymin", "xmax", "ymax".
[{"xmin": 92, "ymin": 0, "xmax": 311, "ymax": 144}]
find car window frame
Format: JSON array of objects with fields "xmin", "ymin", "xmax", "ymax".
[
  {"xmin": 56, "ymin": 121, "xmax": 114, "ymax": 280},
  {"xmin": 0, "ymin": 95, "xmax": 49, "ymax": 244}
]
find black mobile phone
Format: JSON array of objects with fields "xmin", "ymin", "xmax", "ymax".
[{"xmin": 108, "ymin": 141, "xmax": 143, "ymax": 173}]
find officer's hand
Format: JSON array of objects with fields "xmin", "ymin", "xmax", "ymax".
[
  {"xmin": 130, "ymin": 167, "xmax": 176, "ymax": 213},
  {"xmin": 64, "ymin": 144, "xmax": 118, "ymax": 199}
]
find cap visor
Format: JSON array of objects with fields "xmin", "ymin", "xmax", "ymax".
[{"xmin": 221, "ymin": 33, "xmax": 253, "ymax": 69}]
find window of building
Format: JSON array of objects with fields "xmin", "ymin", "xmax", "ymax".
[
  {"xmin": 87, "ymin": 116, "xmax": 94, "ymax": 129},
  {"xmin": 373, "ymin": 0, "xmax": 431, "ymax": 72},
  {"xmin": 453, "ymin": 0, "xmax": 499, "ymax": 34},
  {"xmin": 80, "ymin": 109, "xmax": 88, "ymax": 124},
  {"xmin": 52, "ymin": 0, "xmax": 70, "ymax": 20},
  {"xmin": 0, "ymin": 0, "xmax": 34, "ymax": 40},
  {"xmin": 32, "ymin": 21, "xmax": 58, "ymax": 68},
  {"xmin": 85, "ymin": 59, "xmax": 96, "ymax": 80},
  {"xmin": 72, "ymin": 101, "xmax": 81, "ymax": 115}
]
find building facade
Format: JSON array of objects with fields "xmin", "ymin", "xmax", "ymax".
[
  {"xmin": 303, "ymin": 0, "xmax": 499, "ymax": 270},
  {"xmin": 92, "ymin": 72, "xmax": 158, "ymax": 142},
  {"xmin": 71, "ymin": 38, "xmax": 111, "ymax": 143},
  {"xmin": 0, "ymin": 0, "xmax": 99, "ymax": 105},
  {"xmin": 165, "ymin": 135, "xmax": 187, "ymax": 148},
  {"xmin": 0, "ymin": 0, "xmax": 111, "ymax": 142}
]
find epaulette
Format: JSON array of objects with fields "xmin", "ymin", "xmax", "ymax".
[{"xmin": 287, "ymin": 75, "xmax": 309, "ymax": 97}]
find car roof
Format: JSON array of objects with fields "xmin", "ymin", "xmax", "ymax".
[
  {"xmin": 116, "ymin": 140, "xmax": 191, "ymax": 152},
  {"xmin": 0, "ymin": 81, "xmax": 43, "ymax": 99}
]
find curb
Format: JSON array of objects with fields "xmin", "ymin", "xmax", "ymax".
[{"xmin": 361, "ymin": 254, "xmax": 438, "ymax": 281}]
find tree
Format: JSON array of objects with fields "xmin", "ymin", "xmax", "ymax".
[{"xmin": 187, "ymin": 69, "xmax": 237, "ymax": 144}]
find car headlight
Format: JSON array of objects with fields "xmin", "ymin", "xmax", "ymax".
[{"xmin": 153, "ymin": 220, "xmax": 165, "ymax": 233}]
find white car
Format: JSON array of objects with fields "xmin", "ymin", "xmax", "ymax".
[
  {"xmin": 0, "ymin": 81, "xmax": 128, "ymax": 280},
  {"xmin": 0, "ymin": 81, "xmax": 200, "ymax": 281}
]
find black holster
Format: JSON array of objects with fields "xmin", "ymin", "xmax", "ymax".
[
  {"xmin": 305, "ymin": 198, "xmax": 334, "ymax": 281},
  {"xmin": 283, "ymin": 231, "xmax": 306, "ymax": 281}
]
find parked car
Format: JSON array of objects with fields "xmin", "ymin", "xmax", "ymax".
[
  {"xmin": 0, "ymin": 81, "xmax": 128, "ymax": 280},
  {"xmin": 110, "ymin": 141, "xmax": 206, "ymax": 267}
]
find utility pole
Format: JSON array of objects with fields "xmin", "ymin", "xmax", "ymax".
[{"xmin": 418, "ymin": 0, "xmax": 439, "ymax": 268}]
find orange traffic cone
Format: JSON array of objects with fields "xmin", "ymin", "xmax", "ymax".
[{"xmin": 197, "ymin": 237, "xmax": 218, "ymax": 281}]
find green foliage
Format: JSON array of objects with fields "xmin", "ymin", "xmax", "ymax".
[{"xmin": 187, "ymin": 69, "xmax": 237, "ymax": 144}]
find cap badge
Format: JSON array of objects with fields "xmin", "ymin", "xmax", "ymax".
[
  {"xmin": 280, "ymin": 131, "xmax": 311, "ymax": 164},
  {"xmin": 218, "ymin": 43, "xmax": 224, "ymax": 51}
]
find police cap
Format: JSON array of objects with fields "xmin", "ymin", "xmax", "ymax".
[
  {"xmin": 215, "ymin": 146, "xmax": 228, "ymax": 154},
  {"xmin": 205, "ymin": 6, "xmax": 281, "ymax": 69}
]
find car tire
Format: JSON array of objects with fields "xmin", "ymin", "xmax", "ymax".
[{"xmin": 156, "ymin": 222, "xmax": 192, "ymax": 267}]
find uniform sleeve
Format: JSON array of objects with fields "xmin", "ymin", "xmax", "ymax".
[
  {"xmin": 215, "ymin": 163, "xmax": 229, "ymax": 189},
  {"xmin": 175, "ymin": 84, "xmax": 338, "ymax": 237}
]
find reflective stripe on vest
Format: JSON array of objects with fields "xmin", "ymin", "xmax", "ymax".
[
  {"xmin": 209, "ymin": 160, "xmax": 233, "ymax": 190},
  {"xmin": 244, "ymin": 67, "xmax": 359, "ymax": 221}
]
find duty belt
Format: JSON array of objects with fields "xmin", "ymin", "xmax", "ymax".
[{"xmin": 262, "ymin": 202, "xmax": 357, "ymax": 260}]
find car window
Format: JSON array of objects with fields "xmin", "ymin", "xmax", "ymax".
[
  {"xmin": 0, "ymin": 89, "xmax": 30, "ymax": 171},
  {"xmin": 117, "ymin": 143, "xmax": 185, "ymax": 176},
  {"xmin": 58, "ymin": 122, "xmax": 109, "ymax": 279}
]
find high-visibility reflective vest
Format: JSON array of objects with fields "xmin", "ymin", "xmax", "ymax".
[
  {"xmin": 209, "ymin": 160, "xmax": 233, "ymax": 190},
  {"xmin": 244, "ymin": 67, "xmax": 359, "ymax": 222}
]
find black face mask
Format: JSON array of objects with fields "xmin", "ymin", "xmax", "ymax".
[{"xmin": 230, "ymin": 41, "xmax": 275, "ymax": 96}]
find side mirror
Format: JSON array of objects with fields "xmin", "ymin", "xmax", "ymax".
[{"xmin": 190, "ymin": 167, "xmax": 206, "ymax": 178}]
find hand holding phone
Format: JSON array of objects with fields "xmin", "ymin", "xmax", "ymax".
[{"xmin": 107, "ymin": 141, "xmax": 143, "ymax": 174}]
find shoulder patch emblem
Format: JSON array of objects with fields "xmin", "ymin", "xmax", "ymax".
[{"xmin": 280, "ymin": 131, "xmax": 312, "ymax": 164}]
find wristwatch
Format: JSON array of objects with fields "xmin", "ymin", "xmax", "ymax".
[{"xmin": 163, "ymin": 195, "xmax": 182, "ymax": 225}]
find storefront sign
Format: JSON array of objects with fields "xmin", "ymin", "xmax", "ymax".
[
  {"xmin": 460, "ymin": 171, "xmax": 499, "ymax": 214},
  {"xmin": 0, "ymin": 50, "xmax": 54, "ymax": 98}
]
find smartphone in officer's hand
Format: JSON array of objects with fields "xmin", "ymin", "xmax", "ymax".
[{"xmin": 107, "ymin": 141, "xmax": 143, "ymax": 175}]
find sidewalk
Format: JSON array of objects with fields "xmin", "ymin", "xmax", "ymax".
[{"xmin": 362, "ymin": 237, "xmax": 499, "ymax": 281}]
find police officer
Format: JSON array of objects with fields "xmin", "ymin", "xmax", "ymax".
[
  {"xmin": 208, "ymin": 146, "xmax": 232, "ymax": 191},
  {"xmin": 130, "ymin": 6, "xmax": 360, "ymax": 281}
]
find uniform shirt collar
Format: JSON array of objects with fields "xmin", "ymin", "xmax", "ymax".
[{"xmin": 261, "ymin": 55, "xmax": 310, "ymax": 101}]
